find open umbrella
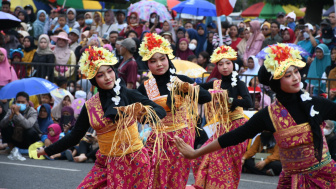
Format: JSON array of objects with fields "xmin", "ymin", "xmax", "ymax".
[
  {"xmin": 57, "ymin": 0, "xmax": 105, "ymax": 9},
  {"xmin": 71, "ymin": 98, "xmax": 85, "ymax": 115},
  {"xmin": 0, "ymin": 77, "xmax": 58, "ymax": 100},
  {"xmin": 0, "ymin": 11, "xmax": 21, "ymax": 30},
  {"xmin": 172, "ymin": 59, "xmax": 206, "ymax": 78},
  {"xmin": 241, "ymin": 2, "xmax": 304, "ymax": 19},
  {"xmin": 128, "ymin": 0, "xmax": 172, "ymax": 22},
  {"xmin": 171, "ymin": 0, "xmax": 216, "ymax": 17},
  {"xmin": 153, "ymin": 0, "xmax": 180, "ymax": 10}
]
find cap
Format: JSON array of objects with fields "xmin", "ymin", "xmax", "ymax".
[
  {"xmin": 243, "ymin": 18, "xmax": 251, "ymax": 23},
  {"xmin": 69, "ymin": 29, "xmax": 80, "ymax": 37},
  {"xmin": 305, "ymin": 23, "xmax": 313, "ymax": 31},
  {"xmin": 120, "ymin": 38, "xmax": 136, "ymax": 53},
  {"xmin": 322, "ymin": 26, "xmax": 334, "ymax": 39},
  {"xmin": 320, "ymin": 19, "xmax": 331, "ymax": 26},
  {"xmin": 286, "ymin": 12, "xmax": 296, "ymax": 21},
  {"xmin": 277, "ymin": 12, "xmax": 286, "ymax": 18},
  {"xmin": 207, "ymin": 22, "xmax": 217, "ymax": 29}
]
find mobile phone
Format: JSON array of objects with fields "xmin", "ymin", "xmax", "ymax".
[{"xmin": 62, "ymin": 116, "xmax": 72, "ymax": 126}]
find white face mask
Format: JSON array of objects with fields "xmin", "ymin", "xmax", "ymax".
[
  {"xmin": 67, "ymin": 86, "xmax": 75, "ymax": 93},
  {"xmin": 150, "ymin": 18, "xmax": 156, "ymax": 23},
  {"xmin": 189, "ymin": 43, "xmax": 196, "ymax": 51},
  {"xmin": 323, "ymin": 128, "xmax": 332, "ymax": 136},
  {"xmin": 303, "ymin": 32, "xmax": 310, "ymax": 39}
]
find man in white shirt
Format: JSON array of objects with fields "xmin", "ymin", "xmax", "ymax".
[{"xmin": 116, "ymin": 10, "xmax": 127, "ymax": 34}]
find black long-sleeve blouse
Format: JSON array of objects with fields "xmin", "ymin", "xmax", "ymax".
[
  {"xmin": 218, "ymin": 93, "xmax": 336, "ymax": 148},
  {"xmin": 45, "ymin": 88, "xmax": 166, "ymax": 156}
]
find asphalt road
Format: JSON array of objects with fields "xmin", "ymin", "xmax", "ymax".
[{"xmin": 0, "ymin": 154, "xmax": 278, "ymax": 189}]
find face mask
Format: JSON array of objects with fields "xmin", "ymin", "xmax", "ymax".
[
  {"xmin": 17, "ymin": 103, "xmax": 27, "ymax": 112},
  {"xmin": 150, "ymin": 18, "xmax": 156, "ymax": 23},
  {"xmin": 303, "ymin": 32, "xmax": 310, "ymax": 39},
  {"xmin": 323, "ymin": 128, "xmax": 332, "ymax": 136},
  {"xmin": 322, "ymin": 38, "xmax": 332, "ymax": 44},
  {"xmin": 67, "ymin": 86, "xmax": 75, "ymax": 93},
  {"xmin": 189, "ymin": 43, "xmax": 196, "ymax": 51},
  {"xmin": 85, "ymin": 19, "xmax": 93, "ymax": 25}
]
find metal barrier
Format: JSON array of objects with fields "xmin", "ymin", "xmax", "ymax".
[{"xmin": 9, "ymin": 62, "xmax": 336, "ymax": 109}]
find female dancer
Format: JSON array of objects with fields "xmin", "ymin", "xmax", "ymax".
[
  {"xmin": 175, "ymin": 43, "xmax": 336, "ymax": 188},
  {"xmin": 192, "ymin": 45, "xmax": 252, "ymax": 189},
  {"xmin": 37, "ymin": 47, "xmax": 166, "ymax": 188},
  {"xmin": 137, "ymin": 33, "xmax": 211, "ymax": 188}
]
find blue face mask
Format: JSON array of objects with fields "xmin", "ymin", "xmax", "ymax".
[
  {"xmin": 322, "ymin": 38, "xmax": 332, "ymax": 44},
  {"xmin": 85, "ymin": 19, "xmax": 93, "ymax": 25},
  {"xmin": 17, "ymin": 103, "xmax": 27, "ymax": 112}
]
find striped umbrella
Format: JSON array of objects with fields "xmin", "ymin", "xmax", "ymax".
[
  {"xmin": 128, "ymin": 0, "xmax": 172, "ymax": 22},
  {"xmin": 57, "ymin": 0, "xmax": 105, "ymax": 9},
  {"xmin": 152, "ymin": 0, "xmax": 180, "ymax": 10},
  {"xmin": 241, "ymin": 2, "xmax": 305, "ymax": 19}
]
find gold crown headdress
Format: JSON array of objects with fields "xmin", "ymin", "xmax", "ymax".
[
  {"xmin": 139, "ymin": 33, "xmax": 174, "ymax": 61},
  {"xmin": 210, "ymin": 45, "xmax": 237, "ymax": 63}
]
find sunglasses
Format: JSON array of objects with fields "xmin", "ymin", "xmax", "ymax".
[{"xmin": 130, "ymin": 16, "xmax": 137, "ymax": 19}]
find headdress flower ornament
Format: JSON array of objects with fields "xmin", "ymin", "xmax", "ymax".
[
  {"xmin": 264, "ymin": 43, "xmax": 306, "ymax": 80},
  {"xmin": 210, "ymin": 45, "xmax": 237, "ymax": 63},
  {"xmin": 139, "ymin": 33, "xmax": 174, "ymax": 61},
  {"xmin": 79, "ymin": 46, "xmax": 118, "ymax": 79}
]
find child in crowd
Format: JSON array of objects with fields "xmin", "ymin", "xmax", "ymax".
[
  {"xmin": 41, "ymin": 93, "xmax": 53, "ymax": 109},
  {"xmin": 52, "ymin": 14, "xmax": 70, "ymax": 34},
  {"xmin": 9, "ymin": 49, "xmax": 25, "ymax": 78},
  {"xmin": 187, "ymin": 54, "xmax": 197, "ymax": 63}
]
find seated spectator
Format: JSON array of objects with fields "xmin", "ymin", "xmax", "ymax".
[
  {"xmin": 240, "ymin": 56, "xmax": 260, "ymax": 86},
  {"xmin": 176, "ymin": 38, "xmax": 194, "ymax": 61},
  {"xmin": 242, "ymin": 131, "xmax": 282, "ymax": 176},
  {"xmin": 176, "ymin": 27, "xmax": 186, "ymax": 42},
  {"xmin": 24, "ymin": 5, "xmax": 36, "ymax": 23},
  {"xmin": 40, "ymin": 93, "xmax": 53, "ymax": 109},
  {"xmin": 32, "ymin": 34, "xmax": 55, "ymax": 80},
  {"xmin": 162, "ymin": 20, "xmax": 176, "ymax": 45},
  {"xmin": 10, "ymin": 49, "xmax": 25, "ymax": 79},
  {"xmin": 21, "ymin": 36, "xmax": 37, "ymax": 76},
  {"xmin": 68, "ymin": 29, "xmax": 80, "ymax": 52},
  {"xmin": 0, "ymin": 92, "xmax": 40, "ymax": 153},
  {"xmin": 261, "ymin": 22, "xmax": 271, "ymax": 39},
  {"xmin": 59, "ymin": 106, "xmax": 76, "ymax": 133},
  {"xmin": 307, "ymin": 44, "xmax": 330, "ymax": 96},
  {"xmin": 67, "ymin": 80, "xmax": 76, "ymax": 96},
  {"xmin": 51, "ymin": 32, "xmax": 76, "ymax": 79},
  {"xmin": 76, "ymin": 79, "xmax": 92, "ymax": 99},
  {"xmin": 73, "ymin": 127, "xmax": 98, "ymax": 163},
  {"xmin": 38, "ymin": 104, "xmax": 54, "ymax": 144},
  {"xmin": 187, "ymin": 54, "xmax": 197, "ymax": 63},
  {"xmin": 51, "ymin": 94, "xmax": 74, "ymax": 123},
  {"xmin": 126, "ymin": 30, "xmax": 138, "ymax": 39},
  {"xmin": 324, "ymin": 120, "xmax": 336, "ymax": 161},
  {"xmin": 237, "ymin": 28, "xmax": 250, "ymax": 60}
]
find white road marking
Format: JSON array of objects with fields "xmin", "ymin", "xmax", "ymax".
[
  {"xmin": 0, "ymin": 161, "xmax": 81, "ymax": 171},
  {"xmin": 240, "ymin": 179, "xmax": 278, "ymax": 185}
]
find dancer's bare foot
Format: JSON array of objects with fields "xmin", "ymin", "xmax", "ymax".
[
  {"xmin": 0, "ymin": 143, "xmax": 8, "ymax": 150},
  {"xmin": 74, "ymin": 154, "xmax": 87, "ymax": 162},
  {"xmin": 0, "ymin": 148, "xmax": 11, "ymax": 155}
]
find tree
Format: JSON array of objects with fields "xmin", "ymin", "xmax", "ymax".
[{"xmin": 268, "ymin": 0, "xmax": 333, "ymax": 24}]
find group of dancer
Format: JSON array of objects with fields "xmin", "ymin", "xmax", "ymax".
[{"xmin": 37, "ymin": 33, "xmax": 336, "ymax": 189}]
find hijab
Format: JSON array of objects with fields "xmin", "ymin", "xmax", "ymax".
[
  {"xmin": 283, "ymin": 28, "xmax": 296, "ymax": 43},
  {"xmin": 53, "ymin": 38, "xmax": 71, "ymax": 65},
  {"xmin": 34, "ymin": 10, "xmax": 47, "ymax": 28},
  {"xmin": 23, "ymin": 36, "xmax": 36, "ymax": 52},
  {"xmin": 177, "ymin": 27, "xmax": 186, "ymax": 41},
  {"xmin": 206, "ymin": 64, "xmax": 222, "ymax": 82},
  {"xmin": 258, "ymin": 65, "xmax": 324, "ymax": 162},
  {"xmin": 67, "ymin": 8, "xmax": 77, "ymax": 28},
  {"xmin": 51, "ymin": 94, "xmax": 75, "ymax": 120},
  {"xmin": 162, "ymin": 20, "xmax": 176, "ymax": 43},
  {"xmin": 59, "ymin": 106, "xmax": 76, "ymax": 130},
  {"xmin": 19, "ymin": 10, "xmax": 29, "ymax": 23},
  {"xmin": 127, "ymin": 12, "xmax": 140, "ymax": 26},
  {"xmin": 47, "ymin": 123, "xmax": 62, "ymax": 143},
  {"xmin": 25, "ymin": 5, "xmax": 36, "ymax": 23},
  {"xmin": 240, "ymin": 56, "xmax": 260, "ymax": 85},
  {"xmin": 307, "ymin": 44, "xmax": 331, "ymax": 86},
  {"xmin": 94, "ymin": 11, "xmax": 104, "ymax": 26},
  {"xmin": 36, "ymin": 34, "xmax": 53, "ymax": 55},
  {"xmin": 0, "ymin": 101, "xmax": 6, "ymax": 121},
  {"xmin": 195, "ymin": 23, "xmax": 207, "ymax": 55},
  {"xmin": 104, "ymin": 9, "xmax": 115, "ymax": 25},
  {"xmin": 84, "ymin": 12, "xmax": 92, "ymax": 19},
  {"xmin": 186, "ymin": 28, "xmax": 199, "ymax": 42},
  {"xmin": 38, "ymin": 104, "xmax": 54, "ymax": 134},
  {"xmin": 246, "ymin": 20, "xmax": 264, "ymax": 51},
  {"xmin": 176, "ymin": 38, "xmax": 194, "ymax": 61},
  {"xmin": 0, "ymin": 48, "xmax": 13, "ymax": 85}
]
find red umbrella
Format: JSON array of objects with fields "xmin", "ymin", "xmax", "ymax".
[{"xmin": 241, "ymin": 2, "xmax": 265, "ymax": 18}]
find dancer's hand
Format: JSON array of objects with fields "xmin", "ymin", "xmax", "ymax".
[
  {"xmin": 174, "ymin": 136, "xmax": 197, "ymax": 159},
  {"xmin": 37, "ymin": 147, "xmax": 47, "ymax": 158}
]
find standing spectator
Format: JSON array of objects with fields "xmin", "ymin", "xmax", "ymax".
[
  {"xmin": 32, "ymin": 34, "xmax": 55, "ymax": 80},
  {"xmin": 4, "ymin": 30, "xmax": 20, "ymax": 56},
  {"xmin": 320, "ymin": 26, "xmax": 336, "ymax": 50},
  {"xmin": 115, "ymin": 10, "xmax": 127, "ymax": 33},
  {"xmin": 212, "ymin": 21, "xmax": 232, "ymax": 49},
  {"xmin": 119, "ymin": 12, "xmax": 143, "ymax": 39},
  {"xmin": 33, "ymin": 10, "xmax": 48, "ymax": 40},
  {"xmin": 197, "ymin": 51, "xmax": 210, "ymax": 69},
  {"xmin": 93, "ymin": 11, "xmax": 104, "ymax": 30},
  {"xmin": 52, "ymin": 14, "xmax": 70, "ymax": 34},
  {"xmin": 240, "ymin": 56, "xmax": 260, "ymax": 86},
  {"xmin": 243, "ymin": 20, "xmax": 264, "ymax": 66},
  {"xmin": 262, "ymin": 21, "xmax": 283, "ymax": 49},
  {"xmin": 261, "ymin": 22, "xmax": 271, "ymax": 39},
  {"xmin": 18, "ymin": 10, "xmax": 29, "ymax": 24},
  {"xmin": 44, "ymin": 9, "xmax": 57, "ymax": 34},
  {"xmin": 68, "ymin": 29, "xmax": 80, "ymax": 52},
  {"xmin": 114, "ymin": 36, "xmax": 124, "ymax": 64},
  {"xmin": 13, "ymin": 6, "xmax": 23, "ymax": 17},
  {"xmin": 176, "ymin": 38, "xmax": 194, "ymax": 61},
  {"xmin": 109, "ymin": 31, "xmax": 118, "ymax": 50},
  {"xmin": 195, "ymin": 23, "xmax": 207, "ymax": 55},
  {"xmin": 1, "ymin": 0, "xmax": 12, "ymax": 14},
  {"xmin": 66, "ymin": 8, "xmax": 80, "ymax": 30},
  {"xmin": 184, "ymin": 22, "xmax": 193, "ymax": 29},
  {"xmin": 324, "ymin": 120, "xmax": 336, "ymax": 161},
  {"xmin": 77, "ymin": 14, "xmax": 85, "ymax": 33},
  {"xmin": 204, "ymin": 31, "xmax": 214, "ymax": 56},
  {"xmin": 276, "ymin": 12, "xmax": 286, "ymax": 26},
  {"xmin": 118, "ymin": 38, "xmax": 138, "ymax": 89},
  {"xmin": 176, "ymin": 27, "xmax": 186, "ymax": 42},
  {"xmin": 21, "ymin": 36, "xmax": 37, "ymax": 76},
  {"xmin": 24, "ymin": 5, "xmax": 36, "ymax": 23},
  {"xmin": 286, "ymin": 12, "xmax": 296, "ymax": 31},
  {"xmin": 51, "ymin": 32, "xmax": 76, "ymax": 78},
  {"xmin": 96, "ymin": 10, "xmax": 118, "ymax": 38},
  {"xmin": 0, "ymin": 48, "xmax": 18, "ymax": 88},
  {"xmin": 329, "ymin": 12, "xmax": 336, "ymax": 35},
  {"xmin": 229, "ymin": 25, "xmax": 242, "ymax": 52},
  {"xmin": 282, "ymin": 28, "xmax": 296, "ymax": 43},
  {"xmin": 162, "ymin": 20, "xmax": 177, "ymax": 44},
  {"xmin": 0, "ymin": 92, "xmax": 40, "ymax": 153},
  {"xmin": 295, "ymin": 23, "xmax": 319, "ymax": 57}
]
